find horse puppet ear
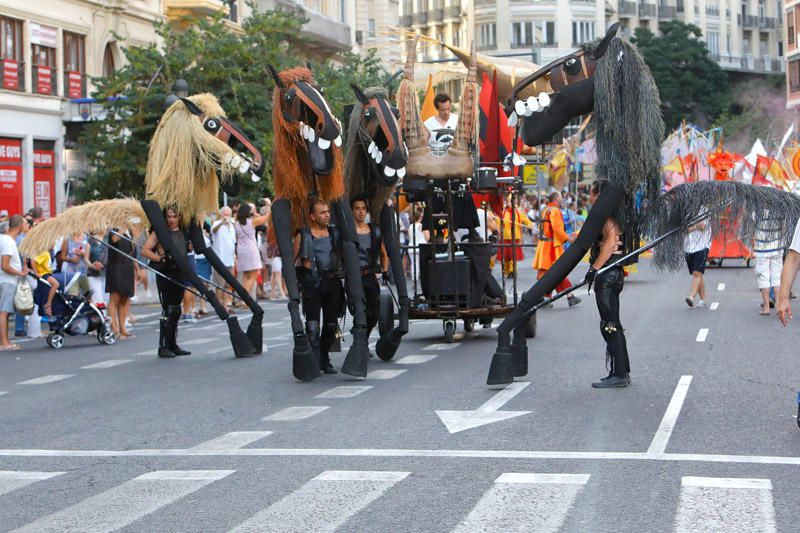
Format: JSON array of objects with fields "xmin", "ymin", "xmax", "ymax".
[
  {"xmin": 267, "ymin": 64, "xmax": 285, "ymax": 90},
  {"xmin": 350, "ymin": 83, "xmax": 370, "ymax": 105},
  {"xmin": 592, "ymin": 22, "xmax": 620, "ymax": 59},
  {"xmin": 179, "ymin": 98, "xmax": 203, "ymax": 116}
]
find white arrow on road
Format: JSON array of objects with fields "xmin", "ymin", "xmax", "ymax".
[{"xmin": 436, "ymin": 382, "xmax": 531, "ymax": 434}]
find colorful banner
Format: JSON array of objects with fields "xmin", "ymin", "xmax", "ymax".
[
  {"xmin": 2, "ymin": 59, "xmax": 19, "ymax": 90},
  {"xmin": 34, "ymin": 148, "xmax": 55, "ymax": 218},
  {"xmin": 67, "ymin": 70, "xmax": 83, "ymax": 99}
]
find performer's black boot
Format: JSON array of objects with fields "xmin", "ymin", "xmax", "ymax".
[
  {"xmin": 593, "ymin": 322, "xmax": 629, "ymax": 388},
  {"xmin": 320, "ymin": 322, "xmax": 339, "ymax": 374},
  {"xmin": 167, "ymin": 305, "xmax": 191, "ymax": 356},
  {"xmin": 157, "ymin": 313, "xmax": 175, "ymax": 358}
]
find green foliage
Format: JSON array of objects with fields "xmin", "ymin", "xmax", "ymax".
[
  {"xmin": 632, "ymin": 21, "xmax": 730, "ymax": 131},
  {"xmin": 77, "ymin": 8, "xmax": 388, "ymax": 203}
]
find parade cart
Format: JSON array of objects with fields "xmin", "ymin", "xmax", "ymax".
[
  {"xmin": 707, "ymin": 213, "xmax": 753, "ymax": 268},
  {"xmin": 379, "ymin": 164, "xmax": 536, "ymax": 344}
]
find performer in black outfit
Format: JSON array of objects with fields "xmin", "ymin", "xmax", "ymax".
[
  {"xmin": 141, "ymin": 205, "xmax": 191, "ymax": 358},
  {"xmin": 294, "ymin": 199, "xmax": 344, "ymax": 374},
  {"xmin": 351, "ymin": 197, "xmax": 389, "ymax": 346},
  {"xmin": 584, "ymin": 181, "xmax": 630, "ymax": 388}
]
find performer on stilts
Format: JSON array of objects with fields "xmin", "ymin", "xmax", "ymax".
[{"xmin": 140, "ymin": 205, "xmax": 191, "ymax": 358}]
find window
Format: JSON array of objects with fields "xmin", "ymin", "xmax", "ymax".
[
  {"xmin": 790, "ymin": 12, "xmax": 795, "ymax": 45},
  {"xmin": 758, "ymin": 0, "xmax": 765, "ymax": 18},
  {"xmin": 31, "ymin": 23, "xmax": 57, "ymax": 96},
  {"xmin": 0, "ymin": 16, "xmax": 24, "ymax": 91},
  {"xmin": 368, "ymin": 18, "xmax": 376, "ymax": 38},
  {"xmin": 707, "ymin": 31, "xmax": 720, "ymax": 56},
  {"xmin": 790, "ymin": 59, "xmax": 800, "ymax": 91},
  {"xmin": 63, "ymin": 31, "xmax": 86, "ymax": 99},
  {"xmin": 403, "ymin": 0, "xmax": 413, "ymax": 16},
  {"xmin": 572, "ymin": 21, "xmax": 595, "ymax": 45},
  {"xmin": 479, "ymin": 23, "xmax": 496, "ymax": 49},
  {"xmin": 512, "ymin": 22, "xmax": 533, "ymax": 48},
  {"xmin": 103, "ymin": 43, "xmax": 116, "ymax": 78},
  {"xmin": 536, "ymin": 21, "xmax": 556, "ymax": 46}
]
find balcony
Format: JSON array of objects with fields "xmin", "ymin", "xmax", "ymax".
[
  {"xmin": 619, "ymin": 1, "xmax": 637, "ymax": 16},
  {"xmin": 676, "ymin": 0, "xmax": 684, "ymax": 12},
  {"xmin": 639, "ymin": 2, "xmax": 657, "ymax": 17},
  {"xmin": 165, "ymin": 0, "xmax": 229, "ymax": 20},
  {"xmin": 759, "ymin": 17, "xmax": 777, "ymax": 30},
  {"xmin": 256, "ymin": 0, "xmax": 351, "ymax": 53},
  {"xmin": 706, "ymin": 6, "xmax": 719, "ymax": 16},
  {"xmin": 428, "ymin": 8, "xmax": 444, "ymax": 22},
  {"xmin": 399, "ymin": 14, "xmax": 412, "ymax": 26},
  {"xmin": 659, "ymin": 5, "xmax": 677, "ymax": 18},
  {"xmin": 444, "ymin": 5, "xmax": 462, "ymax": 18},
  {"xmin": 738, "ymin": 14, "xmax": 759, "ymax": 29},
  {"xmin": 412, "ymin": 12, "xmax": 428, "ymax": 25}
]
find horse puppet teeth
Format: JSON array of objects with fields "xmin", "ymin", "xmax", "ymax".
[
  {"xmin": 318, "ymin": 138, "xmax": 331, "ymax": 150},
  {"xmin": 333, "ymin": 135, "xmax": 342, "ymax": 147}
]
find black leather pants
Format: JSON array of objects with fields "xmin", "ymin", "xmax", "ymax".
[{"xmin": 594, "ymin": 266, "xmax": 630, "ymax": 377}]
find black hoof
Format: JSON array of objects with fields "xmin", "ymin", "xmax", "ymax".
[{"xmin": 487, "ymin": 347, "xmax": 515, "ymax": 386}]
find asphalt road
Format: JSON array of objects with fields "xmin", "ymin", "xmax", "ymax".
[{"xmin": 1, "ymin": 256, "xmax": 799, "ymax": 532}]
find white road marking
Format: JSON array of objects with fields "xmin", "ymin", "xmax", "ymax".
[
  {"xmin": 395, "ymin": 354, "xmax": 438, "ymax": 365},
  {"xmin": 709, "ymin": 302, "xmax": 719, "ymax": 311},
  {"xmin": 315, "ymin": 386, "xmax": 373, "ymax": 399},
  {"xmin": 80, "ymin": 360, "xmax": 133, "ymax": 370},
  {"xmin": 192, "ymin": 324, "xmax": 221, "ymax": 331},
  {"xmin": 263, "ymin": 321, "xmax": 285, "ymax": 328},
  {"xmin": 10, "ymin": 470, "xmax": 234, "ymax": 533},
  {"xmin": 263, "ymin": 406, "xmax": 330, "ymax": 421},
  {"xmin": 366, "ymin": 369, "xmax": 406, "ymax": 380},
  {"xmin": 717, "ymin": 283, "xmax": 726, "ymax": 291},
  {"xmin": 423, "ymin": 343, "xmax": 459, "ymax": 351},
  {"xmin": 674, "ymin": 476, "xmax": 775, "ymax": 533},
  {"xmin": 17, "ymin": 375, "xmax": 74, "ymax": 386},
  {"xmin": 696, "ymin": 328, "xmax": 708, "ymax": 342},
  {"xmin": 647, "ymin": 375, "xmax": 693, "ymax": 455},
  {"xmin": 436, "ymin": 382, "xmax": 532, "ymax": 434},
  {"xmin": 454, "ymin": 473, "xmax": 590, "ymax": 533},
  {"xmin": 208, "ymin": 346, "xmax": 232, "ymax": 354},
  {"xmin": 134, "ymin": 350, "xmax": 156, "ymax": 356},
  {"xmin": 0, "ymin": 391, "xmax": 7, "ymax": 397},
  {"xmin": 0, "ymin": 471, "xmax": 64, "ymax": 497},
  {"xmin": 228, "ymin": 470, "xmax": 409, "ymax": 533},
  {"xmin": 180, "ymin": 337, "xmax": 217, "ymax": 346},
  {"xmin": 191, "ymin": 432, "xmax": 273, "ymax": 452},
  {"xmin": 7, "ymin": 448, "xmax": 800, "ymax": 467}
]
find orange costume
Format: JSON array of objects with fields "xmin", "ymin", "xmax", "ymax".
[
  {"xmin": 533, "ymin": 202, "xmax": 574, "ymax": 293},
  {"xmin": 498, "ymin": 207, "xmax": 533, "ymax": 276}
]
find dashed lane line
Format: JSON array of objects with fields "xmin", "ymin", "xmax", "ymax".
[
  {"xmin": 647, "ymin": 375, "xmax": 693, "ymax": 455},
  {"xmin": 395, "ymin": 354, "xmax": 438, "ymax": 364},
  {"xmin": 263, "ymin": 406, "xmax": 330, "ymax": 421},
  {"xmin": 695, "ymin": 329, "xmax": 708, "ymax": 342},
  {"xmin": 0, "ymin": 391, "xmax": 8, "ymax": 397},
  {"xmin": 80, "ymin": 359, "xmax": 133, "ymax": 370},
  {"xmin": 17, "ymin": 375, "xmax": 74, "ymax": 386},
  {"xmin": 190, "ymin": 431, "xmax": 273, "ymax": 452},
  {"xmin": 180, "ymin": 337, "xmax": 218, "ymax": 346},
  {"xmin": 315, "ymin": 386, "xmax": 373, "ymax": 399},
  {"xmin": 709, "ymin": 302, "xmax": 719, "ymax": 311},
  {"xmin": 717, "ymin": 283, "xmax": 726, "ymax": 291},
  {"xmin": 423, "ymin": 343, "xmax": 459, "ymax": 351},
  {"xmin": 365, "ymin": 369, "xmax": 407, "ymax": 380}
]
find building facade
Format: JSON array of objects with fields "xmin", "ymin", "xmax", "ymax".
[
  {"xmin": 786, "ymin": 0, "xmax": 800, "ymax": 106},
  {"xmin": 0, "ymin": 0, "xmax": 163, "ymax": 217},
  {"xmin": 350, "ymin": 0, "xmax": 402, "ymax": 68}
]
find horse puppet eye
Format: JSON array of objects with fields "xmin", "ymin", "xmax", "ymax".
[{"xmin": 564, "ymin": 57, "xmax": 582, "ymax": 76}]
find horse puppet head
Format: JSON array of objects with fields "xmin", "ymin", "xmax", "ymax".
[
  {"xmin": 344, "ymin": 85, "xmax": 408, "ymax": 217},
  {"xmin": 145, "ymin": 93, "xmax": 265, "ymax": 224},
  {"xmin": 269, "ymin": 65, "xmax": 345, "ymax": 225}
]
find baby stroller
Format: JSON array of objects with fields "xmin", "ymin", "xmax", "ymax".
[{"xmin": 32, "ymin": 272, "xmax": 116, "ymax": 349}]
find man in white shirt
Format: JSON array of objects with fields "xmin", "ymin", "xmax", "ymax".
[
  {"xmin": 424, "ymin": 93, "xmax": 458, "ymax": 150},
  {"xmin": 211, "ymin": 206, "xmax": 236, "ymax": 310},
  {"xmin": 777, "ymin": 217, "xmax": 800, "ymax": 429},
  {"xmin": 0, "ymin": 215, "xmax": 29, "ymax": 350},
  {"xmin": 683, "ymin": 211, "xmax": 712, "ymax": 308}
]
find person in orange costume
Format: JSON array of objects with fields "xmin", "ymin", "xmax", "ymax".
[
  {"xmin": 498, "ymin": 196, "xmax": 534, "ymax": 277},
  {"xmin": 532, "ymin": 191, "xmax": 581, "ymax": 307}
]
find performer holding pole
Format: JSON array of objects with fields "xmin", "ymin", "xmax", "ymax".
[
  {"xmin": 294, "ymin": 199, "xmax": 344, "ymax": 374},
  {"xmin": 140, "ymin": 205, "xmax": 191, "ymax": 358},
  {"xmin": 351, "ymin": 197, "xmax": 389, "ymax": 347},
  {"xmin": 584, "ymin": 181, "xmax": 629, "ymax": 388}
]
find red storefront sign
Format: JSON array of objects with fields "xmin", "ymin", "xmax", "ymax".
[
  {"xmin": 0, "ymin": 138, "xmax": 23, "ymax": 216},
  {"xmin": 67, "ymin": 71, "xmax": 82, "ymax": 98},
  {"xmin": 33, "ymin": 149, "xmax": 55, "ymax": 218},
  {"xmin": 36, "ymin": 65, "xmax": 52, "ymax": 95},
  {"xmin": 2, "ymin": 59, "xmax": 19, "ymax": 90}
]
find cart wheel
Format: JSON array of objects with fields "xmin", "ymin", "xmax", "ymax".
[
  {"xmin": 443, "ymin": 320, "xmax": 456, "ymax": 343},
  {"xmin": 378, "ymin": 292, "xmax": 394, "ymax": 338},
  {"xmin": 48, "ymin": 333, "xmax": 64, "ymax": 349},
  {"xmin": 524, "ymin": 314, "xmax": 537, "ymax": 338},
  {"xmin": 463, "ymin": 319, "xmax": 475, "ymax": 332}
]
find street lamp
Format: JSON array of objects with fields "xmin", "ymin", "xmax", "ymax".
[{"xmin": 164, "ymin": 78, "xmax": 189, "ymax": 109}]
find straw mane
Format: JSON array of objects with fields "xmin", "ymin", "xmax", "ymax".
[
  {"xmin": 145, "ymin": 93, "xmax": 239, "ymax": 223},
  {"xmin": 19, "ymin": 198, "xmax": 147, "ymax": 257},
  {"xmin": 271, "ymin": 67, "xmax": 344, "ymax": 228}
]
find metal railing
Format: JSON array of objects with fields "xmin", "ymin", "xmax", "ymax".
[
  {"xmin": 738, "ymin": 14, "xmax": 759, "ymax": 28},
  {"xmin": 619, "ymin": 1, "xmax": 637, "ymax": 15},
  {"xmin": 706, "ymin": 5, "xmax": 719, "ymax": 16},
  {"xmin": 444, "ymin": 5, "xmax": 461, "ymax": 18},
  {"xmin": 428, "ymin": 8, "xmax": 444, "ymax": 22},
  {"xmin": 659, "ymin": 5, "xmax": 677, "ymax": 17},
  {"xmin": 639, "ymin": 3, "xmax": 657, "ymax": 17},
  {"xmin": 32, "ymin": 65, "xmax": 56, "ymax": 96},
  {"xmin": 759, "ymin": 17, "xmax": 776, "ymax": 29},
  {"xmin": 0, "ymin": 60, "xmax": 24, "ymax": 92},
  {"xmin": 399, "ymin": 14, "xmax": 412, "ymax": 26}
]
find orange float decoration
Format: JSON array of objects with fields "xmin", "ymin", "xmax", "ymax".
[{"xmin": 706, "ymin": 149, "xmax": 752, "ymax": 266}]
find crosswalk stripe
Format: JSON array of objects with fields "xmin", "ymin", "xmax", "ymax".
[
  {"xmin": 228, "ymin": 470, "xmax": 409, "ymax": 533},
  {"xmin": 315, "ymin": 386, "xmax": 373, "ymax": 399},
  {"xmin": 453, "ymin": 473, "xmax": 590, "ymax": 533},
  {"xmin": 423, "ymin": 343, "xmax": 459, "ymax": 351},
  {"xmin": 10, "ymin": 470, "xmax": 234, "ymax": 533},
  {"xmin": 0, "ymin": 471, "xmax": 64, "ymax": 497},
  {"xmin": 191, "ymin": 432, "xmax": 273, "ymax": 452},
  {"xmin": 80, "ymin": 360, "xmax": 133, "ymax": 370},
  {"xmin": 17, "ymin": 375, "xmax": 74, "ymax": 385},
  {"xmin": 262, "ymin": 406, "xmax": 330, "ymax": 421},
  {"xmin": 366, "ymin": 369, "xmax": 406, "ymax": 380},
  {"xmin": 395, "ymin": 354, "xmax": 438, "ymax": 364},
  {"xmin": 0, "ymin": 391, "xmax": 7, "ymax": 397},
  {"xmin": 674, "ymin": 476, "xmax": 775, "ymax": 532}
]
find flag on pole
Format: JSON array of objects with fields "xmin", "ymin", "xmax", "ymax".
[{"xmin": 420, "ymin": 74, "xmax": 437, "ymax": 122}]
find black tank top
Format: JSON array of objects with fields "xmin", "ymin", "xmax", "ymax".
[
  {"xmin": 357, "ymin": 232, "xmax": 371, "ymax": 268},
  {"xmin": 312, "ymin": 234, "xmax": 334, "ymax": 272}
]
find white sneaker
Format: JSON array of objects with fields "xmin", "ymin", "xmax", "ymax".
[{"xmin": 696, "ymin": 300, "xmax": 706, "ymax": 308}]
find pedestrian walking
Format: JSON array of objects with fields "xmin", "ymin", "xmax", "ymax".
[
  {"xmin": 211, "ymin": 206, "xmax": 236, "ymax": 312},
  {"xmin": 0, "ymin": 215, "xmax": 29, "ymax": 350},
  {"xmin": 753, "ymin": 210, "xmax": 784, "ymax": 316},
  {"xmin": 235, "ymin": 203, "xmax": 270, "ymax": 300},
  {"xmin": 683, "ymin": 209, "xmax": 711, "ymax": 308},
  {"xmin": 105, "ymin": 229, "xmax": 136, "ymax": 338},
  {"xmin": 351, "ymin": 197, "xmax": 388, "ymax": 347}
]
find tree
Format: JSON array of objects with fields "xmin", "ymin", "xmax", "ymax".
[
  {"xmin": 77, "ymin": 8, "xmax": 386, "ymax": 202},
  {"xmin": 633, "ymin": 21, "xmax": 730, "ymax": 131}
]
